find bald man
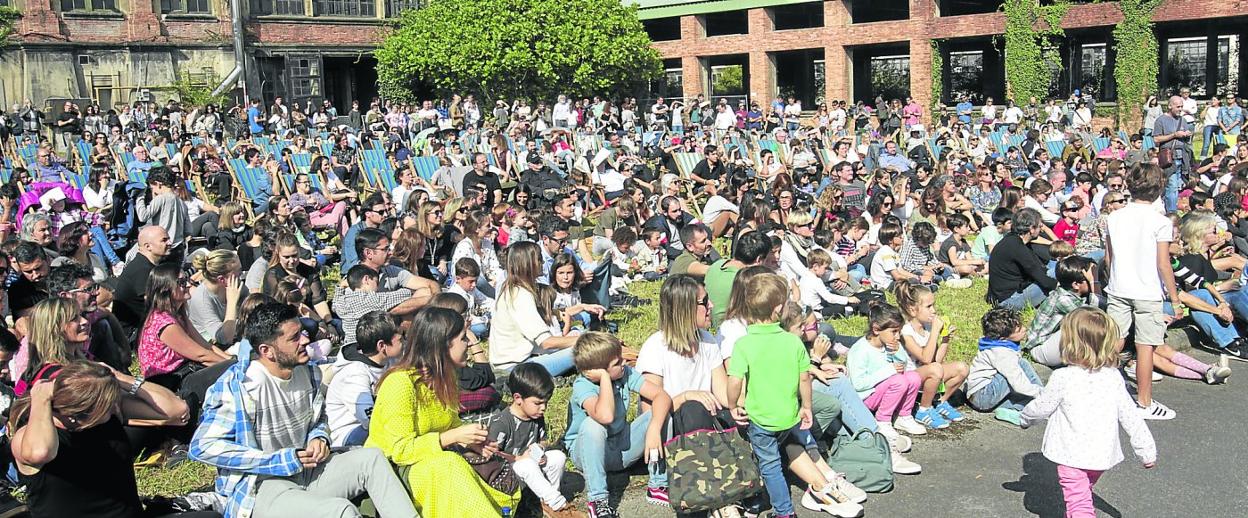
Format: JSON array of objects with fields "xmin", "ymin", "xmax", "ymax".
[
  {"xmin": 1154, "ymin": 95, "xmax": 1193, "ymax": 213},
  {"xmin": 114, "ymin": 226, "xmax": 173, "ymax": 334}
]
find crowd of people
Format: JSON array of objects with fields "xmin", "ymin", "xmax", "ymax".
[{"xmin": 0, "ymin": 85, "xmax": 1243, "ymax": 518}]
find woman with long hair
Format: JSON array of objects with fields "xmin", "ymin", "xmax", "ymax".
[
  {"xmin": 261, "ymin": 231, "xmax": 331, "ymax": 322},
  {"xmin": 449, "ymin": 210, "xmax": 502, "ymax": 298},
  {"xmin": 138, "ymin": 262, "xmax": 231, "ymax": 391},
  {"xmin": 413, "ymin": 200, "xmax": 446, "ymax": 279},
  {"xmin": 10, "ymin": 360, "xmax": 211, "ymax": 518},
  {"xmin": 637, "ymin": 275, "xmax": 730, "ymax": 412},
  {"xmin": 83, "ymin": 161, "xmax": 115, "ymax": 211},
  {"xmin": 366, "ymin": 306, "xmax": 517, "ymax": 516},
  {"xmin": 11, "ymin": 297, "xmax": 90, "ymax": 392},
  {"xmin": 289, "ymin": 172, "xmax": 352, "ymax": 236},
  {"xmin": 488, "ymin": 241, "xmax": 579, "ymax": 375}
]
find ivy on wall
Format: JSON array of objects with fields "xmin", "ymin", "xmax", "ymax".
[
  {"xmin": 1113, "ymin": 0, "xmax": 1161, "ymax": 129},
  {"xmin": 1001, "ymin": 0, "xmax": 1068, "ymax": 103},
  {"xmin": 930, "ymin": 40, "xmax": 944, "ymax": 116},
  {"xmin": 0, "ymin": 7, "xmax": 20, "ymax": 47}
]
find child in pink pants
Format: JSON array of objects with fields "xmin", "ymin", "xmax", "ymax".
[
  {"xmin": 847, "ymin": 303, "xmax": 927, "ymax": 439},
  {"xmin": 1020, "ymin": 308, "xmax": 1157, "ymax": 518}
]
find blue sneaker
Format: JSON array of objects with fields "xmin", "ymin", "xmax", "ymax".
[
  {"xmin": 936, "ymin": 401, "xmax": 966, "ymax": 422},
  {"xmin": 914, "ymin": 407, "xmax": 950, "ymax": 429}
]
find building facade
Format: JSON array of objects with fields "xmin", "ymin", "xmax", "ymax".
[
  {"xmin": 636, "ymin": 0, "xmax": 1248, "ymax": 114},
  {"xmin": 1, "ymin": 0, "xmax": 409, "ymax": 112}
]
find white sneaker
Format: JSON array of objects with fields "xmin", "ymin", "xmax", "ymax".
[
  {"xmin": 876, "ymin": 421, "xmax": 900, "ymax": 442},
  {"xmin": 800, "ymin": 485, "xmax": 864, "ymax": 517},
  {"xmin": 945, "ymin": 277, "xmax": 973, "ymax": 289},
  {"xmin": 893, "ymin": 416, "xmax": 928, "ymax": 435},
  {"xmin": 891, "ymin": 451, "xmax": 922, "ymax": 475},
  {"xmin": 1125, "ymin": 360, "xmax": 1163, "ymax": 382},
  {"xmin": 887, "ymin": 432, "xmax": 912, "ymax": 453},
  {"xmin": 821, "ymin": 471, "xmax": 868, "ymax": 504},
  {"xmin": 1204, "ymin": 365, "xmax": 1232, "ymax": 385},
  {"xmin": 1137, "ymin": 400, "xmax": 1176, "ymax": 420}
]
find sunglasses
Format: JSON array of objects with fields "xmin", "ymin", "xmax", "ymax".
[{"xmin": 697, "ymin": 294, "xmax": 711, "ymax": 308}]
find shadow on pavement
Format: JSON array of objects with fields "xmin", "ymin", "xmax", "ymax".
[{"xmin": 1002, "ymin": 452, "xmax": 1122, "ymax": 518}]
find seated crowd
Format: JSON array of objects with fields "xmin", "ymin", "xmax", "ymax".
[{"xmin": 0, "ymin": 89, "xmax": 1242, "ymax": 518}]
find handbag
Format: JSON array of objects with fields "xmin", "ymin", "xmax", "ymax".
[
  {"xmin": 827, "ymin": 429, "xmax": 894, "ymax": 493},
  {"xmin": 1157, "ymin": 147, "xmax": 1174, "ymax": 169},
  {"xmin": 665, "ymin": 415, "xmax": 762, "ymax": 512}
]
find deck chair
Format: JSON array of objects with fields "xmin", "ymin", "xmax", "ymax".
[
  {"xmin": 410, "ymin": 156, "xmax": 440, "ymax": 182},
  {"xmin": 1045, "ymin": 141, "xmax": 1067, "ymax": 159},
  {"xmin": 228, "ymin": 158, "xmax": 271, "ymax": 217},
  {"xmin": 288, "ymin": 152, "xmax": 313, "ymax": 174},
  {"xmin": 1091, "ymin": 137, "xmax": 1111, "ymax": 154}
]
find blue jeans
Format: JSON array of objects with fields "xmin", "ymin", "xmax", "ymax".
[
  {"xmin": 570, "ymin": 410, "xmax": 667, "ymax": 503},
  {"xmin": 1165, "ymin": 168, "xmax": 1183, "ymax": 214},
  {"xmin": 746, "ymin": 421, "xmax": 817, "ymax": 516},
  {"xmin": 966, "ymin": 359, "xmax": 1042, "ymax": 412},
  {"xmin": 90, "ymin": 226, "xmax": 121, "ymax": 266},
  {"xmin": 1187, "ymin": 289, "xmax": 1240, "ymax": 348},
  {"xmin": 1220, "ymin": 287, "xmax": 1248, "ymax": 323},
  {"xmin": 521, "ymin": 347, "xmax": 576, "ymax": 377},
  {"xmin": 848, "ymin": 264, "xmax": 867, "ymax": 284},
  {"xmin": 998, "ymin": 283, "xmax": 1047, "ymax": 310},
  {"xmin": 468, "ymin": 322, "xmax": 489, "ymax": 339},
  {"xmin": 1202, "ymin": 125, "xmax": 1219, "ymax": 157},
  {"xmin": 813, "ymin": 377, "xmax": 877, "ymax": 437}
]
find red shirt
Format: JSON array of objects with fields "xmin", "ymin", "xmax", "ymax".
[{"xmin": 1054, "ymin": 219, "xmax": 1079, "ymax": 245}]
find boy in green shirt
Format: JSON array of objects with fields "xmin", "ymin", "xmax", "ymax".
[{"xmin": 726, "ymin": 273, "xmax": 863, "ymax": 518}]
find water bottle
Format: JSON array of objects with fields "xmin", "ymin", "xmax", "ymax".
[{"xmin": 501, "ymin": 507, "xmax": 512, "ymax": 517}]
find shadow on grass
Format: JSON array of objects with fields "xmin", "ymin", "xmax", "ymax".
[{"xmin": 1002, "ymin": 452, "xmax": 1122, "ymax": 518}]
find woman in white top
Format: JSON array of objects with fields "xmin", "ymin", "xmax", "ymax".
[
  {"xmin": 82, "ymin": 163, "xmax": 115, "ymax": 212},
  {"xmin": 450, "ymin": 210, "xmax": 502, "ymax": 298},
  {"xmin": 637, "ymin": 275, "xmax": 730, "ymax": 413},
  {"xmin": 488, "ymin": 241, "xmax": 578, "ymax": 375},
  {"xmin": 1200, "ymin": 97, "xmax": 1222, "ymax": 158}
]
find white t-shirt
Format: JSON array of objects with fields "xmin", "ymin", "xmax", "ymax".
[
  {"xmin": 870, "ymin": 244, "xmax": 901, "ymax": 289},
  {"xmin": 718, "ymin": 318, "xmax": 747, "ymax": 360},
  {"xmin": 1105, "ymin": 202, "xmax": 1172, "ymax": 301},
  {"xmin": 636, "ymin": 330, "xmax": 725, "ymax": 397},
  {"xmin": 702, "ymin": 195, "xmax": 739, "ymax": 226}
]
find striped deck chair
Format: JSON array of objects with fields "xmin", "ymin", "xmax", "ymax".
[
  {"xmin": 1008, "ymin": 135, "xmax": 1025, "ymax": 151},
  {"xmin": 191, "ymin": 137, "xmax": 203, "ymax": 146},
  {"xmin": 76, "ymin": 140, "xmax": 93, "ymax": 167},
  {"xmin": 227, "ymin": 158, "xmax": 269, "ymax": 216},
  {"xmin": 66, "ymin": 164, "xmax": 89, "ymax": 189},
  {"xmin": 410, "ymin": 156, "xmax": 439, "ymax": 182},
  {"xmin": 1045, "ymin": 141, "xmax": 1067, "ymax": 159},
  {"xmin": 0, "ymin": 158, "xmax": 12, "ymax": 184},
  {"xmin": 288, "ymin": 152, "xmax": 313, "ymax": 174},
  {"xmin": 1142, "ymin": 135, "xmax": 1156, "ymax": 150},
  {"xmin": 360, "ymin": 148, "xmax": 397, "ymax": 194},
  {"xmin": 253, "ymin": 137, "xmax": 272, "ymax": 148},
  {"xmin": 1091, "ymin": 137, "xmax": 1110, "ymax": 154},
  {"xmin": 320, "ymin": 142, "xmax": 335, "ymax": 157},
  {"xmin": 17, "ymin": 143, "xmax": 37, "ymax": 168},
  {"xmin": 165, "ymin": 143, "xmax": 178, "ymax": 161},
  {"xmin": 927, "ymin": 137, "xmax": 944, "ymax": 161},
  {"xmin": 119, "ymin": 152, "xmax": 145, "ymax": 183},
  {"xmin": 672, "ymin": 152, "xmax": 704, "ymax": 180}
]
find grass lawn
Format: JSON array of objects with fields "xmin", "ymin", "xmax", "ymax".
[{"xmin": 135, "ymin": 275, "xmax": 1007, "ymax": 498}]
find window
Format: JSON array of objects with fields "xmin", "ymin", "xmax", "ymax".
[
  {"xmin": 1216, "ymin": 35, "xmax": 1240, "ymax": 97},
  {"xmin": 703, "ymin": 10, "xmax": 748, "ymax": 37},
  {"xmin": 643, "ymin": 17, "xmax": 681, "ymax": 41},
  {"xmin": 386, "ymin": 0, "xmax": 423, "ymax": 17},
  {"xmin": 60, "ymin": 0, "xmax": 116, "ymax": 11},
  {"xmin": 315, "ymin": 0, "xmax": 375, "ymax": 16},
  {"xmin": 160, "ymin": 0, "xmax": 211, "ymax": 14},
  {"xmin": 869, "ymin": 55, "xmax": 910, "ymax": 101},
  {"xmin": 292, "ymin": 78, "xmax": 321, "ymax": 98},
  {"xmin": 251, "ymin": 0, "xmax": 305, "ymax": 15},
  {"xmin": 948, "ymin": 50, "xmax": 984, "ymax": 103},
  {"xmin": 772, "ymin": 3, "xmax": 824, "ymax": 30},
  {"xmin": 1077, "ymin": 43, "xmax": 1107, "ymax": 99},
  {"xmin": 1166, "ymin": 37, "xmax": 1209, "ymax": 96}
]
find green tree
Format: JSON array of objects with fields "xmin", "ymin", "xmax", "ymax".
[
  {"xmin": 1002, "ymin": 0, "xmax": 1067, "ymax": 103},
  {"xmin": 377, "ymin": 0, "xmax": 662, "ymax": 102}
]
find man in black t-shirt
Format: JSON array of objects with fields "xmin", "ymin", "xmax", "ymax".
[
  {"xmin": 54, "ymin": 101, "xmax": 81, "ymax": 152},
  {"xmin": 462, "ymin": 152, "xmax": 503, "ymax": 208},
  {"xmin": 113, "ymin": 226, "xmax": 172, "ymax": 335},
  {"xmin": 8, "ymin": 242, "xmax": 50, "ymax": 318},
  {"xmin": 519, "ymin": 153, "xmax": 566, "ymax": 209},
  {"xmin": 690, "ymin": 144, "xmax": 725, "ymax": 189}
]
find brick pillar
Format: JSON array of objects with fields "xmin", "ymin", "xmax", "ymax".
[
  {"xmin": 825, "ymin": 46, "xmax": 850, "ymax": 104},
  {"xmin": 748, "ymin": 52, "xmax": 773, "ymax": 105},
  {"xmin": 909, "ymin": 38, "xmax": 932, "ymax": 124},
  {"xmin": 682, "ymin": 56, "xmax": 704, "ymax": 101},
  {"xmin": 128, "ymin": 0, "xmax": 164, "ymax": 41},
  {"xmin": 19, "ymin": 0, "xmax": 62, "ymax": 38}
]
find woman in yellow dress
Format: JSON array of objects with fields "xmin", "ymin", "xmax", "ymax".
[{"xmin": 366, "ymin": 306, "xmax": 519, "ymax": 517}]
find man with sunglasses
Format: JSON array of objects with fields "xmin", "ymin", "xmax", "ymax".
[
  {"xmin": 31, "ymin": 144, "xmax": 71, "ymax": 183},
  {"xmin": 1220, "ymin": 94, "xmax": 1244, "ymax": 138},
  {"xmin": 339, "ymin": 192, "xmax": 390, "ymax": 274}
]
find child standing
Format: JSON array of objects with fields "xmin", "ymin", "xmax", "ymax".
[
  {"xmin": 1021, "ymin": 307, "xmax": 1157, "ymax": 518},
  {"xmin": 727, "ymin": 273, "xmax": 864, "ymax": 518},
  {"xmin": 965, "ymin": 307, "xmax": 1044, "ymax": 426},
  {"xmin": 847, "ymin": 303, "xmax": 927, "ymax": 439},
  {"xmin": 566, "ymin": 332, "xmax": 670, "ymax": 518},
  {"xmin": 470, "ymin": 363, "xmax": 582, "ymax": 518},
  {"xmin": 1104, "ymin": 164, "xmax": 1181, "ymax": 420},
  {"xmin": 894, "ymin": 280, "xmax": 969, "ymax": 429}
]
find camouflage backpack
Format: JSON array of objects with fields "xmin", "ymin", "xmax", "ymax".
[{"xmin": 665, "ymin": 416, "xmax": 762, "ymax": 512}]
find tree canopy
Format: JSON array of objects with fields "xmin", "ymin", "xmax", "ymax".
[{"xmin": 376, "ymin": 0, "xmax": 663, "ymax": 102}]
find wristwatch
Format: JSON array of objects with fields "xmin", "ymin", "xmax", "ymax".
[{"xmin": 128, "ymin": 375, "xmax": 145, "ymax": 396}]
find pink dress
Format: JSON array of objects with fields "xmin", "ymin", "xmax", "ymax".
[{"xmin": 138, "ymin": 311, "xmax": 187, "ymax": 378}]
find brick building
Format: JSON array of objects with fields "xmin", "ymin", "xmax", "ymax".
[
  {"xmin": 0, "ymin": 0, "xmax": 409, "ymax": 112},
  {"xmin": 636, "ymin": 0, "xmax": 1248, "ymax": 116}
]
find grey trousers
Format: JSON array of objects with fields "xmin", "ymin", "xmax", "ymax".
[{"xmin": 253, "ymin": 447, "xmax": 418, "ymax": 518}]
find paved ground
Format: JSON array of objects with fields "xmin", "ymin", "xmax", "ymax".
[{"xmin": 598, "ymin": 347, "xmax": 1248, "ymax": 517}]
